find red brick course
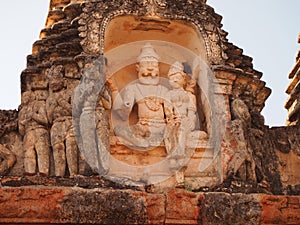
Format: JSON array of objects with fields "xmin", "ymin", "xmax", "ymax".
[{"xmin": 0, "ymin": 187, "xmax": 299, "ymax": 224}]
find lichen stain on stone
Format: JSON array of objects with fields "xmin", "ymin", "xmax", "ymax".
[{"xmin": 58, "ymin": 190, "xmax": 148, "ymax": 224}]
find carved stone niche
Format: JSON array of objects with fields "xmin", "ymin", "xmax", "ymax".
[
  {"xmin": 105, "ymin": 16, "xmax": 207, "ymax": 59},
  {"xmin": 103, "ymin": 15, "xmax": 221, "ymax": 188}
]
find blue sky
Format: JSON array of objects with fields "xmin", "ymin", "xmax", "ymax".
[
  {"xmin": 0, "ymin": 1, "xmax": 49, "ymax": 109},
  {"xmin": 0, "ymin": 0, "xmax": 299, "ymax": 126}
]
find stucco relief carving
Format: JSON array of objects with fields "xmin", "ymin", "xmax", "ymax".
[
  {"xmin": 228, "ymin": 98, "xmax": 256, "ymax": 182},
  {"xmin": 73, "ymin": 56, "xmax": 111, "ymax": 175},
  {"xmin": 0, "ymin": 144, "xmax": 16, "ymax": 176},
  {"xmin": 109, "ymin": 43, "xmax": 168, "ymax": 148},
  {"xmin": 109, "ymin": 43, "xmax": 207, "ymax": 159},
  {"xmin": 78, "ymin": 0, "xmax": 227, "ymax": 64},
  {"xmin": 143, "ymin": 0, "xmax": 167, "ymax": 16},
  {"xmin": 46, "ymin": 65, "xmax": 79, "ymax": 177},
  {"xmin": 0, "ymin": 110, "xmax": 19, "ymax": 176},
  {"xmin": 18, "ymin": 90, "xmax": 50, "ymax": 176},
  {"xmin": 164, "ymin": 61, "xmax": 197, "ymax": 157}
]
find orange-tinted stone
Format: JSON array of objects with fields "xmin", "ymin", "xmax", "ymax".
[
  {"xmin": 165, "ymin": 189, "xmax": 201, "ymax": 224},
  {"xmin": 145, "ymin": 194, "xmax": 166, "ymax": 224},
  {"xmin": 0, "ymin": 187, "xmax": 66, "ymax": 223},
  {"xmin": 258, "ymin": 195, "xmax": 300, "ymax": 225}
]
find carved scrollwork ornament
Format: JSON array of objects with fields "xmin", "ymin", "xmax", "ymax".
[
  {"xmin": 143, "ymin": 0, "xmax": 167, "ymax": 16},
  {"xmin": 79, "ymin": 0, "xmax": 228, "ymax": 64}
]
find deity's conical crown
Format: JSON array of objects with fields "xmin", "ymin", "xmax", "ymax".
[
  {"xmin": 137, "ymin": 43, "xmax": 160, "ymax": 62},
  {"xmin": 168, "ymin": 61, "xmax": 185, "ymax": 77}
]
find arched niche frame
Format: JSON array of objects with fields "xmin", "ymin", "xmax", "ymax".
[
  {"xmin": 75, "ymin": 0, "xmax": 227, "ymax": 183},
  {"xmin": 78, "ymin": 0, "xmax": 227, "ymax": 157},
  {"xmin": 78, "ymin": 0, "xmax": 228, "ymax": 65}
]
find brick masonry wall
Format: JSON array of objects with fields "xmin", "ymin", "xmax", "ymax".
[
  {"xmin": 0, "ymin": 186, "xmax": 299, "ymax": 225},
  {"xmin": 285, "ymin": 34, "xmax": 300, "ymax": 126}
]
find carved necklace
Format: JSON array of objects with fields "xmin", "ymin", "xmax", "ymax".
[{"xmin": 136, "ymin": 84, "xmax": 161, "ymax": 111}]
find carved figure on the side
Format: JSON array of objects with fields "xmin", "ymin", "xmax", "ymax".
[
  {"xmin": 46, "ymin": 65, "xmax": 78, "ymax": 177},
  {"xmin": 0, "ymin": 110, "xmax": 17, "ymax": 176},
  {"xmin": 18, "ymin": 90, "xmax": 50, "ymax": 176},
  {"xmin": 108, "ymin": 43, "xmax": 168, "ymax": 148},
  {"xmin": 0, "ymin": 144, "xmax": 16, "ymax": 176},
  {"xmin": 228, "ymin": 98, "xmax": 256, "ymax": 182},
  {"xmin": 73, "ymin": 56, "xmax": 111, "ymax": 175},
  {"xmin": 164, "ymin": 61, "xmax": 197, "ymax": 158}
]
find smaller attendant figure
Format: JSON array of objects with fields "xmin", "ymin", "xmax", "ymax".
[
  {"xmin": 164, "ymin": 61, "xmax": 197, "ymax": 157},
  {"xmin": 18, "ymin": 90, "xmax": 50, "ymax": 176}
]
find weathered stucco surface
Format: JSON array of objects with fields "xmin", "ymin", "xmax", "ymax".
[
  {"xmin": 0, "ymin": 186, "xmax": 300, "ymax": 224},
  {"xmin": 0, "ymin": 0, "xmax": 299, "ymax": 224}
]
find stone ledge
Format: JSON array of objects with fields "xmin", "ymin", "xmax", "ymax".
[{"xmin": 0, "ymin": 186, "xmax": 299, "ymax": 224}]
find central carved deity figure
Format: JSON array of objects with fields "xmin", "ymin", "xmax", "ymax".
[{"xmin": 110, "ymin": 43, "xmax": 169, "ymax": 148}]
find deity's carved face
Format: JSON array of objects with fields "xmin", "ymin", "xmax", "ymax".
[
  {"xmin": 169, "ymin": 72, "xmax": 186, "ymax": 89},
  {"xmin": 136, "ymin": 61, "xmax": 160, "ymax": 85}
]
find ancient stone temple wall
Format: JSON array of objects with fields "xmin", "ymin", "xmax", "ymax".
[
  {"xmin": 0, "ymin": 0, "xmax": 300, "ymax": 224},
  {"xmin": 285, "ymin": 34, "xmax": 300, "ymax": 126}
]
